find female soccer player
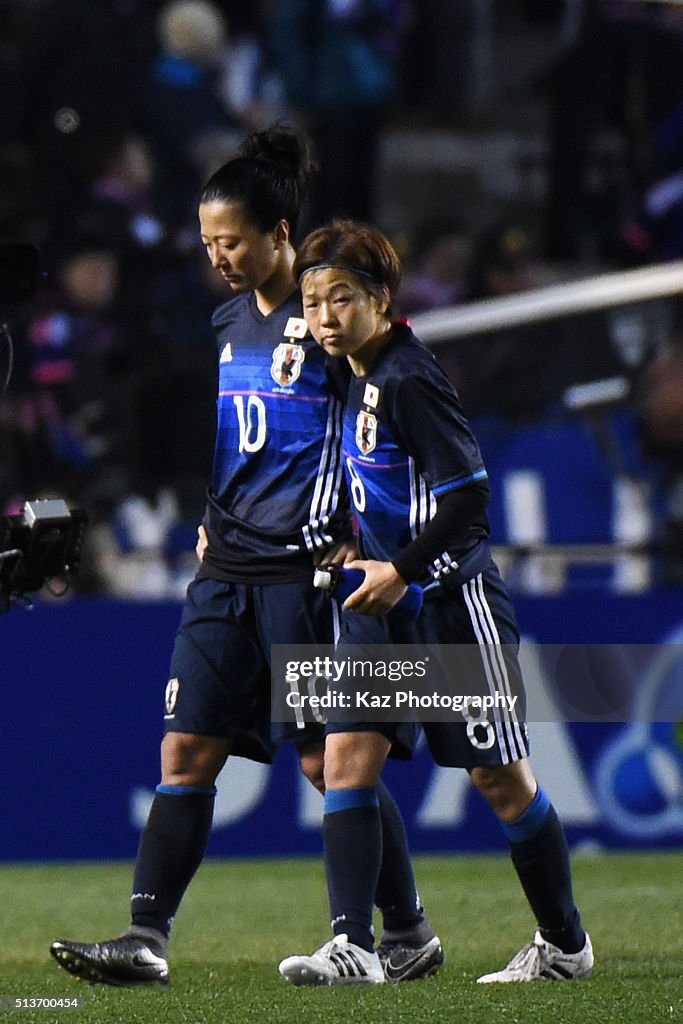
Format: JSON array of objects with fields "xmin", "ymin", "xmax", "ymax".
[
  {"xmin": 49, "ymin": 130, "xmax": 440, "ymax": 986},
  {"xmin": 279, "ymin": 219, "xmax": 593, "ymax": 985}
]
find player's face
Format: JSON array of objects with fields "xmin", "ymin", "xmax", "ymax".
[
  {"xmin": 301, "ymin": 268, "xmax": 389, "ymax": 373},
  {"xmin": 199, "ymin": 200, "xmax": 281, "ymax": 294}
]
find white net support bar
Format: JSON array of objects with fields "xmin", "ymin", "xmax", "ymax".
[
  {"xmin": 491, "ymin": 544, "xmax": 656, "ymax": 592},
  {"xmin": 411, "ymin": 259, "xmax": 683, "ymax": 345},
  {"xmin": 492, "ymin": 543, "xmax": 653, "ymax": 563}
]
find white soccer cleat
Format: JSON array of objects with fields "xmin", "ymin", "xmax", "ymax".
[
  {"xmin": 477, "ymin": 930, "xmax": 593, "ymax": 983},
  {"xmin": 279, "ymin": 934, "xmax": 385, "ymax": 986}
]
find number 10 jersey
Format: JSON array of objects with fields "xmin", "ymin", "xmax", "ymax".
[{"xmin": 200, "ymin": 290, "xmax": 349, "ymax": 582}]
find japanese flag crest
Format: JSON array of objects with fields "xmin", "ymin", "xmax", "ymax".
[
  {"xmin": 271, "ymin": 342, "xmax": 305, "ymax": 385},
  {"xmin": 284, "ymin": 316, "xmax": 308, "ymax": 339},
  {"xmin": 356, "ymin": 410, "xmax": 377, "ymax": 454}
]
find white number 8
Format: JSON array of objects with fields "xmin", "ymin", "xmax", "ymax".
[
  {"xmin": 464, "ymin": 700, "xmax": 496, "ymax": 750},
  {"xmin": 346, "ymin": 457, "xmax": 366, "ymax": 512}
]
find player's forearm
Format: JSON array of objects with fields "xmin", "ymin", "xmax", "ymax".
[{"xmin": 392, "ymin": 481, "xmax": 489, "ymax": 583}]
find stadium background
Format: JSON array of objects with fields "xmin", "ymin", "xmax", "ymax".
[{"xmin": 1, "ymin": 0, "xmax": 683, "ymax": 862}]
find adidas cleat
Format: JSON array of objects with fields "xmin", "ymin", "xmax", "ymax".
[
  {"xmin": 49, "ymin": 937, "xmax": 169, "ymax": 987},
  {"xmin": 279, "ymin": 934, "xmax": 384, "ymax": 986},
  {"xmin": 377, "ymin": 933, "xmax": 444, "ymax": 982},
  {"xmin": 477, "ymin": 930, "xmax": 593, "ymax": 983}
]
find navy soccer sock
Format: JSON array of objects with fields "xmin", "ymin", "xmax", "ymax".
[
  {"xmin": 502, "ymin": 787, "xmax": 585, "ymax": 954},
  {"xmin": 129, "ymin": 784, "xmax": 216, "ymax": 939},
  {"xmin": 323, "ymin": 787, "xmax": 381, "ymax": 953},
  {"xmin": 374, "ymin": 779, "xmax": 423, "ymax": 933}
]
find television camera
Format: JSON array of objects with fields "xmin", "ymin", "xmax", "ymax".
[
  {"xmin": 0, "ymin": 499, "xmax": 88, "ymax": 614},
  {"xmin": 0, "ymin": 244, "xmax": 88, "ymax": 612}
]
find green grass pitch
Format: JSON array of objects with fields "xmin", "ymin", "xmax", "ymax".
[{"xmin": 1, "ymin": 852, "xmax": 681, "ymax": 1024}]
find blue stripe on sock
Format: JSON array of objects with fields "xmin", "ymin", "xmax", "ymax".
[
  {"xmin": 155, "ymin": 784, "xmax": 217, "ymax": 797},
  {"xmin": 501, "ymin": 786, "xmax": 551, "ymax": 843},
  {"xmin": 324, "ymin": 787, "xmax": 379, "ymax": 815}
]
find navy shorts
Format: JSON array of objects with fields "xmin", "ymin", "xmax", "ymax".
[
  {"xmin": 166, "ymin": 575, "xmax": 334, "ymax": 763},
  {"xmin": 325, "ymin": 562, "xmax": 530, "ymax": 769}
]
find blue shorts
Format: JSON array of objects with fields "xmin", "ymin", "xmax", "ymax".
[
  {"xmin": 325, "ymin": 562, "xmax": 530, "ymax": 769},
  {"xmin": 166, "ymin": 576, "xmax": 334, "ymax": 763}
]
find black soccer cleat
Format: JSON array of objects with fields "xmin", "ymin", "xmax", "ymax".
[
  {"xmin": 377, "ymin": 934, "xmax": 444, "ymax": 982},
  {"xmin": 49, "ymin": 936, "xmax": 169, "ymax": 987}
]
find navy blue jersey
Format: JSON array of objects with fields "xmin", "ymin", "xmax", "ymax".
[
  {"xmin": 200, "ymin": 290, "xmax": 349, "ymax": 582},
  {"xmin": 342, "ymin": 323, "xmax": 489, "ymax": 583}
]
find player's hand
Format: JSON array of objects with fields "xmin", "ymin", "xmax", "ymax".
[
  {"xmin": 314, "ymin": 540, "xmax": 358, "ymax": 566},
  {"xmin": 196, "ymin": 524, "xmax": 208, "ymax": 562},
  {"xmin": 343, "ymin": 559, "xmax": 407, "ymax": 616}
]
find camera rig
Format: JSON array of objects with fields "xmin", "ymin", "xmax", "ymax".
[
  {"xmin": 0, "ymin": 499, "xmax": 88, "ymax": 613},
  {"xmin": 0, "ymin": 246, "xmax": 88, "ymax": 611}
]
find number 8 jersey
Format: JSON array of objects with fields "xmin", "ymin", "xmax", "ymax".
[
  {"xmin": 200, "ymin": 290, "xmax": 349, "ymax": 582},
  {"xmin": 342, "ymin": 323, "xmax": 489, "ymax": 582}
]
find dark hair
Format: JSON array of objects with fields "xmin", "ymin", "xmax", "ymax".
[
  {"xmin": 294, "ymin": 219, "xmax": 402, "ymax": 303},
  {"xmin": 199, "ymin": 124, "xmax": 317, "ymax": 236},
  {"xmin": 464, "ymin": 220, "xmax": 531, "ymax": 300}
]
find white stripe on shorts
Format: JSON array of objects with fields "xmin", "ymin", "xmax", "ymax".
[{"xmin": 462, "ymin": 573, "xmax": 527, "ymax": 763}]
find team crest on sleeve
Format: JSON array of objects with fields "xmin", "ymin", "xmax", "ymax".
[
  {"xmin": 271, "ymin": 342, "xmax": 305, "ymax": 385},
  {"xmin": 356, "ymin": 410, "xmax": 377, "ymax": 454},
  {"xmin": 164, "ymin": 677, "xmax": 180, "ymax": 719}
]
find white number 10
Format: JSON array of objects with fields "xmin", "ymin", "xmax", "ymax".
[{"xmin": 234, "ymin": 395, "xmax": 267, "ymax": 452}]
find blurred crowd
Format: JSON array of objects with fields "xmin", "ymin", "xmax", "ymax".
[
  {"xmin": 0, "ymin": 0, "xmax": 416, "ymax": 596},
  {"xmin": 0, "ymin": 0, "xmax": 682, "ymax": 598}
]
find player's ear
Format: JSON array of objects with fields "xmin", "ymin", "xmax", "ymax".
[
  {"xmin": 273, "ymin": 219, "xmax": 289, "ymax": 249},
  {"xmin": 373, "ymin": 285, "xmax": 391, "ymax": 318}
]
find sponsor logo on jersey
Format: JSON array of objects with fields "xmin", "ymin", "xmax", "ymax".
[
  {"xmin": 363, "ymin": 382, "xmax": 380, "ymax": 408},
  {"xmin": 271, "ymin": 342, "xmax": 305, "ymax": 385},
  {"xmin": 220, "ymin": 342, "xmax": 233, "ymax": 363},
  {"xmin": 284, "ymin": 316, "xmax": 308, "ymax": 339},
  {"xmin": 356, "ymin": 410, "xmax": 377, "ymax": 454},
  {"xmin": 165, "ymin": 677, "xmax": 180, "ymax": 718}
]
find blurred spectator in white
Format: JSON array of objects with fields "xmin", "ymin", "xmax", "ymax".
[
  {"xmin": 91, "ymin": 488, "xmax": 193, "ymax": 600},
  {"xmin": 215, "ymin": 9, "xmax": 287, "ymax": 131},
  {"xmin": 140, "ymin": 0, "xmax": 244, "ymax": 229}
]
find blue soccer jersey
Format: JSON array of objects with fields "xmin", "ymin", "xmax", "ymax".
[
  {"xmin": 200, "ymin": 290, "xmax": 348, "ymax": 581},
  {"xmin": 342, "ymin": 324, "xmax": 489, "ymax": 582}
]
